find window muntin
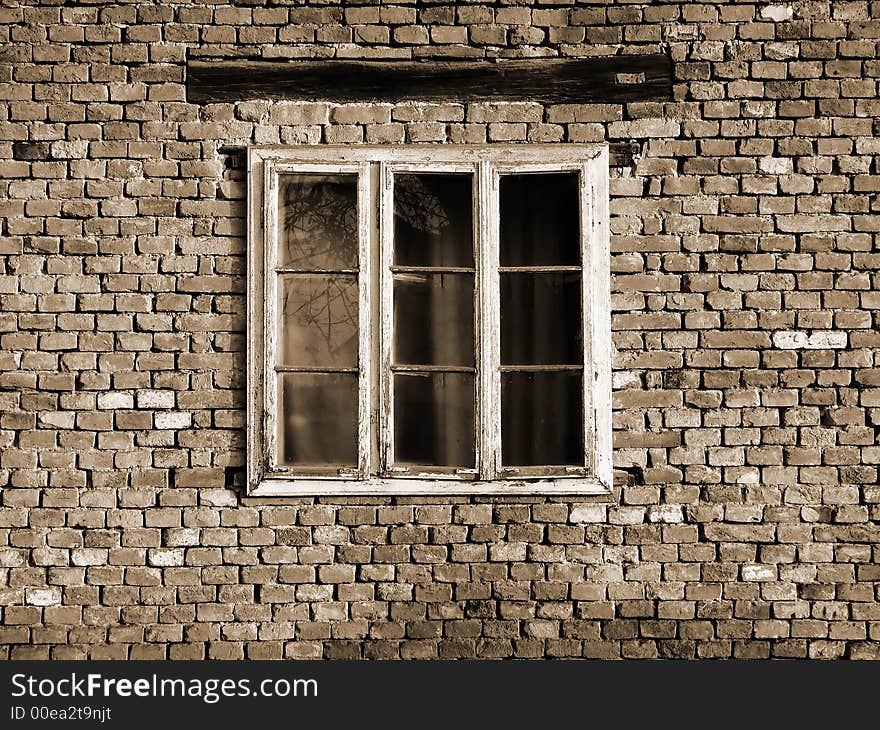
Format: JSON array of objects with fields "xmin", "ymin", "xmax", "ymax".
[{"xmin": 248, "ymin": 146, "xmax": 610, "ymax": 496}]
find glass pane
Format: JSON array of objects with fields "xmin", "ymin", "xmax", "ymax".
[
  {"xmin": 500, "ymin": 272, "xmax": 582, "ymax": 365},
  {"xmin": 279, "ymin": 274, "xmax": 358, "ymax": 368},
  {"xmin": 499, "ymin": 172, "xmax": 580, "ymax": 266},
  {"xmin": 278, "ymin": 174, "xmax": 358, "ymax": 270},
  {"xmin": 279, "ymin": 373, "xmax": 358, "ymax": 467},
  {"xmin": 394, "ymin": 372, "xmax": 475, "ymax": 468},
  {"xmin": 502, "ymin": 371, "xmax": 583, "ymax": 467},
  {"xmin": 393, "ymin": 273, "xmax": 474, "ymax": 367},
  {"xmin": 394, "ymin": 173, "xmax": 474, "ymax": 267}
]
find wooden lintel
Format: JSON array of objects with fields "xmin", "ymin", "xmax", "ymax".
[
  {"xmin": 217, "ymin": 142, "xmax": 640, "ymax": 168},
  {"xmin": 187, "ymin": 55, "xmax": 672, "ymax": 105}
]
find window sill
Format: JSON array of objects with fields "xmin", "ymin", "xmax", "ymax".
[{"xmin": 249, "ymin": 476, "xmax": 612, "ymax": 497}]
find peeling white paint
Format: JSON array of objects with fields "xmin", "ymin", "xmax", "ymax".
[
  {"xmin": 773, "ymin": 331, "xmax": 847, "ymax": 349},
  {"xmin": 97, "ymin": 392, "xmax": 133, "ymax": 410},
  {"xmin": 759, "ymin": 156, "xmax": 793, "ymax": 175},
  {"xmin": 38, "ymin": 411, "xmax": 76, "ymax": 429},
  {"xmin": 742, "ymin": 564, "xmax": 776, "ymax": 582},
  {"xmin": 760, "ymin": 5, "xmax": 793, "ymax": 22},
  {"xmin": 735, "ymin": 469, "xmax": 760, "ymax": 484},
  {"xmin": 0, "ymin": 548, "xmax": 26, "ymax": 567},
  {"xmin": 137, "ymin": 390, "xmax": 176, "ymax": 409},
  {"xmin": 155, "ymin": 411, "xmax": 192, "ymax": 429},
  {"xmin": 806, "ymin": 331, "xmax": 847, "ymax": 349}
]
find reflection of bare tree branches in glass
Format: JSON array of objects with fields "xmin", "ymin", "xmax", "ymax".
[
  {"xmin": 393, "ymin": 173, "xmax": 473, "ymax": 268},
  {"xmin": 278, "ymin": 174, "xmax": 455, "ymax": 359},
  {"xmin": 281, "ymin": 275, "xmax": 359, "ymax": 364},
  {"xmin": 281, "ymin": 176, "xmax": 358, "ymax": 269},
  {"xmin": 280, "ymin": 176, "xmax": 359, "ymax": 359},
  {"xmin": 395, "ymin": 175, "xmax": 451, "ymax": 236}
]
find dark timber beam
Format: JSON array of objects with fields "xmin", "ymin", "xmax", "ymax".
[{"xmin": 186, "ymin": 55, "xmax": 673, "ymax": 105}]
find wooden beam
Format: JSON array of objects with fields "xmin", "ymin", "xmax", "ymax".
[
  {"xmin": 187, "ymin": 55, "xmax": 672, "ymax": 105},
  {"xmin": 218, "ymin": 142, "xmax": 641, "ymax": 168}
]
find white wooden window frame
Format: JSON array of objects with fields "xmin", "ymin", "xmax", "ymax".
[{"xmin": 247, "ymin": 145, "xmax": 611, "ymax": 497}]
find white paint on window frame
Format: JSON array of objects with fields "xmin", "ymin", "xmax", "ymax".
[{"xmin": 247, "ymin": 145, "xmax": 612, "ymax": 497}]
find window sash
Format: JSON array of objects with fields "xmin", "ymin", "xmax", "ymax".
[
  {"xmin": 262, "ymin": 161, "xmax": 373, "ymax": 479},
  {"xmin": 490, "ymin": 162, "xmax": 591, "ymax": 480},
  {"xmin": 247, "ymin": 145, "xmax": 611, "ymax": 496},
  {"xmin": 379, "ymin": 161, "xmax": 482, "ymax": 480}
]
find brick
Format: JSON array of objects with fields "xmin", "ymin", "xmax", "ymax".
[
  {"xmin": 760, "ymin": 5, "xmax": 794, "ymax": 22},
  {"xmin": 96, "ymin": 392, "xmax": 133, "ymax": 410},
  {"xmin": 773, "ymin": 330, "xmax": 848, "ymax": 349},
  {"xmin": 467, "ymin": 103, "xmax": 543, "ymax": 123},
  {"xmin": 608, "ymin": 119, "xmax": 680, "ymax": 138}
]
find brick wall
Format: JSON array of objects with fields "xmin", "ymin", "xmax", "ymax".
[{"xmin": 1, "ymin": 0, "xmax": 879, "ymax": 660}]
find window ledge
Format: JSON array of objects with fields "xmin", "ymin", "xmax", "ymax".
[{"xmin": 249, "ymin": 477, "xmax": 612, "ymax": 498}]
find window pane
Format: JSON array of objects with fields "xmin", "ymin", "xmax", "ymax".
[
  {"xmin": 278, "ymin": 174, "xmax": 358, "ymax": 270},
  {"xmin": 394, "ymin": 372, "xmax": 475, "ymax": 468},
  {"xmin": 394, "ymin": 173, "xmax": 474, "ymax": 267},
  {"xmin": 279, "ymin": 373, "xmax": 358, "ymax": 466},
  {"xmin": 393, "ymin": 273, "xmax": 474, "ymax": 367},
  {"xmin": 500, "ymin": 272, "xmax": 582, "ymax": 365},
  {"xmin": 499, "ymin": 172, "xmax": 580, "ymax": 266},
  {"xmin": 501, "ymin": 371, "xmax": 583, "ymax": 467},
  {"xmin": 279, "ymin": 274, "xmax": 358, "ymax": 368}
]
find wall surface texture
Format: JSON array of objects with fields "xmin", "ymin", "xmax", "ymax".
[{"xmin": 1, "ymin": 0, "xmax": 879, "ymax": 660}]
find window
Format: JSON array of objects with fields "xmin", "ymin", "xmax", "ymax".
[{"xmin": 247, "ymin": 145, "xmax": 611, "ymax": 496}]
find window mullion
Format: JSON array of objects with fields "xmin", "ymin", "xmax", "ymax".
[
  {"xmin": 356, "ymin": 162, "xmax": 372, "ymax": 478},
  {"xmin": 378, "ymin": 161, "xmax": 395, "ymax": 474},
  {"xmin": 263, "ymin": 163, "xmax": 279, "ymax": 470},
  {"xmin": 579, "ymin": 162, "xmax": 595, "ymax": 476},
  {"xmin": 478, "ymin": 160, "xmax": 500, "ymax": 480}
]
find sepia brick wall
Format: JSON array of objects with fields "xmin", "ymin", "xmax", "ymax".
[{"xmin": 1, "ymin": 0, "xmax": 879, "ymax": 660}]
